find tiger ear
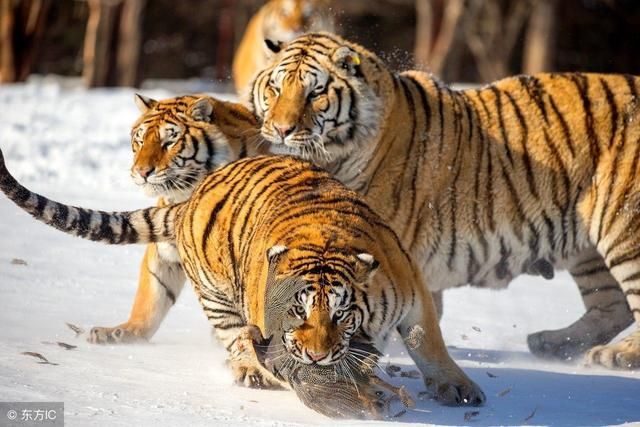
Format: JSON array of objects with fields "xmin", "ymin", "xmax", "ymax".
[
  {"xmin": 265, "ymin": 39, "xmax": 284, "ymax": 56},
  {"xmin": 332, "ymin": 47, "xmax": 362, "ymax": 77},
  {"xmin": 354, "ymin": 252, "xmax": 379, "ymax": 281},
  {"xmin": 188, "ymin": 97, "xmax": 213, "ymax": 122},
  {"xmin": 267, "ymin": 245, "xmax": 288, "ymax": 264},
  {"xmin": 134, "ymin": 93, "xmax": 157, "ymax": 113}
]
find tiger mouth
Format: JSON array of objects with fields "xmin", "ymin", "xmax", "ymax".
[{"xmin": 134, "ymin": 175, "xmax": 201, "ymax": 197}]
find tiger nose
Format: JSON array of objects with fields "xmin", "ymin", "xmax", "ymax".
[
  {"xmin": 274, "ymin": 123, "xmax": 296, "ymax": 138},
  {"xmin": 135, "ymin": 166, "xmax": 155, "ymax": 179},
  {"xmin": 307, "ymin": 350, "xmax": 328, "ymax": 362}
]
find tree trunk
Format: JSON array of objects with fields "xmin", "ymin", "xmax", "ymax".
[
  {"xmin": 414, "ymin": 0, "xmax": 463, "ymax": 76},
  {"xmin": 0, "ymin": 0, "xmax": 16, "ymax": 82},
  {"xmin": 0, "ymin": 0, "xmax": 50, "ymax": 83},
  {"xmin": 83, "ymin": 0, "xmax": 120, "ymax": 88},
  {"xmin": 523, "ymin": 0, "xmax": 557, "ymax": 74},
  {"xmin": 116, "ymin": 0, "xmax": 145, "ymax": 87},
  {"xmin": 414, "ymin": 0, "xmax": 434, "ymax": 71}
]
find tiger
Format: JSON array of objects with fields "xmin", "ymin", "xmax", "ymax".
[
  {"xmin": 231, "ymin": 0, "xmax": 335, "ymax": 95},
  {"xmin": 0, "ymin": 150, "xmax": 486, "ymax": 408},
  {"xmin": 87, "ymin": 93, "xmax": 265, "ymax": 344},
  {"xmin": 247, "ymin": 31, "xmax": 640, "ymax": 370}
]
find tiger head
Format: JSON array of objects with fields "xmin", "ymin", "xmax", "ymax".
[
  {"xmin": 265, "ymin": 245, "xmax": 379, "ymax": 366},
  {"xmin": 262, "ymin": 0, "xmax": 334, "ymax": 50},
  {"xmin": 130, "ymin": 94, "xmax": 255, "ymax": 200},
  {"xmin": 251, "ymin": 32, "xmax": 393, "ymax": 166}
]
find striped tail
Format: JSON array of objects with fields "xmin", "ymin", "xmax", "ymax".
[{"xmin": 0, "ymin": 147, "xmax": 180, "ymax": 245}]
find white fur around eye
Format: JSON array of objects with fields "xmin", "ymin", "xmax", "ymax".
[
  {"xmin": 281, "ymin": 0, "xmax": 294, "ymax": 15},
  {"xmin": 132, "ymin": 126, "xmax": 146, "ymax": 146}
]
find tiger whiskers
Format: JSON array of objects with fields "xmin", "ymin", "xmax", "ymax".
[{"xmin": 338, "ymin": 358, "xmax": 361, "ymax": 396}]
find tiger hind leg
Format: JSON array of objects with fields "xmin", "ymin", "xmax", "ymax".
[
  {"xmin": 528, "ymin": 248, "xmax": 633, "ymax": 360},
  {"xmin": 585, "ymin": 221, "xmax": 640, "ymax": 369},
  {"xmin": 89, "ymin": 242, "xmax": 185, "ymax": 344}
]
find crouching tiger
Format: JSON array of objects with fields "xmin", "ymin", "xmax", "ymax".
[
  {"xmin": 0, "ymin": 150, "xmax": 485, "ymax": 408},
  {"xmin": 249, "ymin": 32, "xmax": 640, "ymax": 369}
]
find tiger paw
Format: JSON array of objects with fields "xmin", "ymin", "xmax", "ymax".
[
  {"xmin": 585, "ymin": 330, "xmax": 640, "ymax": 370},
  {"xmin": 88, "ymin": 324, "xmax": 149, "ymax": 344},
  {"xmin": 527, "ymin": 329, "xmax": 589, "ymax": 361},
  {"xmin": 229, "ymin": 360, "xmax": 283, "ymax": 389},
  {"xmin": 423, "ymin": 374, "xmax": 485, "ymax": 406}
]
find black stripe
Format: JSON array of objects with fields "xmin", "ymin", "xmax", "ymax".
[
  {"xmin": 600, "ymin": 78, "xmax": 619, "ymax": 149},
  {"xmin": 570, "ymin": 73, "xmax": 600, "ymax": 166},
  {"xmin": 495, "ymin": 237, "xmax": 511, "ymax": 280},
  {"xmin": 504, "ymin": 91, "xmax": 537, "ymax": 199},
  {"xmin": 609, "ymin": 246, "xmax": 640, "ymax": 270},
  {"xmin": 518, "ymin": 75, "xmax": 549, "ymax": 123},
  {"xmin": 73, "ymin": 209, "xmax": 91, "ymax": 237},
  {"xmin": 580, "ymin": 284, "xmax": 621, "ymax": 297},
  {"xmin": 622, "ymin": 271, "xmax": 640, "ymax": 283},
  {"xmin": 490, "ymin": 86, "xmax": 514, "ymax": 165},
  {"xmin": 34, "ymin": 194, "xmax": 47, "ymax": 218},
  {"xmin": 547, "ymin": 93, "xmax": 576, "ymax": 157},
  {"xmin": 148, "ymin": 268, "xmax": 177, "ymax": 305},
  {"xmin": 573, "ymin": 265, "xmax": 610, "ymax": 278},
  {"xmin": 215, "ymin": 322, "xmax": 245, "ymax": 330}
]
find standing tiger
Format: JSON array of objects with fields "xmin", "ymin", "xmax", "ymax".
[
  {"xmin": 232, "ymin": 0, "xmax": 334, "ymax": 94},
  {"xmin": 88, "ymin": 93, "xmax": 265, "ymax": 344},
  {"xmin": 247, "ymin": 32, "xmax": 640, "ymax": 370},
  {"xmin": 0, "ymin": 150, "xmax": 485, "ymax": 408}
]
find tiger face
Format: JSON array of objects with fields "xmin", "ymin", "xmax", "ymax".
[
  {"xmin": 251, "ymin": 33, "xmax": 384, "ymax": 165},
  {"xmin": 130, "ymin": 94, "xmax": 231, "ymax": 201},
  {"xmin": 268, "ymin": 246, "xmax": 378, "ymax": 366},
  {"xmin": 263, "ymin": 0, "xmax": 333, "ymax": 47}
]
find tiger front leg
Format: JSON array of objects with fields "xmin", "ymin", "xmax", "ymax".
[
  {"xmin": 226, "ymin": 325, "xmax": 287, "ymax": 390},
  {"xmin": 89, "ymin": 243, "xmax": 185, "ymax": 344},
  {"xmin": 398, "ymin": 285, "xmax": 485, "ymax": 406}
]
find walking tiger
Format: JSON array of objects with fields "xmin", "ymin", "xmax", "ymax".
[
  {"xmin": 248, "ymin": 32, "xmax": 640, "ymax": 369},
  {"xmin": 0, "ymin": 150, "xmax": 485, "ymax": 408}
]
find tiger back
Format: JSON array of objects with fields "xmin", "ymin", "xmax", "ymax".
[{"xmin": 232, "ymin": 0, "xmax": 334, "ymax": 95}]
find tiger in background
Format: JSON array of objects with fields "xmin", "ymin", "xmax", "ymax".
[
  {"xmin": 232, "ymin": 0, "xmax": 334, "ymax": 95},
  {"xmin": 248, "ymin": 32, "xmax": 640, "ymax": 370},
  {"xmin": 88, "ymin": 93, "xmax": 265, "ymax": 344},
  {"xmin": 0, "ymin": 150, "xmax": 486, "ymax": 407}
]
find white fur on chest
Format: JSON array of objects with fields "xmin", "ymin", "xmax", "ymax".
[{"xmin": 156, "ymin": 242, "xmax": 181, "ymax": 263}]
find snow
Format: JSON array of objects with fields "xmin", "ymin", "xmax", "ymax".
[{"xmin": 0, "ymin": 78, "xmax": 639, "ymax": 427}]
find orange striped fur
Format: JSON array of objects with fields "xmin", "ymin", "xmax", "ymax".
[
  {"xmin": 249, "ymin": 32, "xmax": 640, "ymax": 369},
  {"xmin": 89, "ymin": 94, "xmax": 265, "ymax": 344},
  {"xmin": 0, "ymin": 151, "xmax": 485, "ymax": 409}
]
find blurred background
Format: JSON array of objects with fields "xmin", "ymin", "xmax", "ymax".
[{"xmin": 0, "ymin": 0, "xmax": 638, "ymax": 89}]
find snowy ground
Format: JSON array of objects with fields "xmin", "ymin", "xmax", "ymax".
[{"xmin": 0, "ymin": 78, "xmax": 639, "ymax": 427}]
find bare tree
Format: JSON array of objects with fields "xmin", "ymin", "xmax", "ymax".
[
  {"xmin": 523, "ymin": 0, "xmax": 557, "ymax": 74},
  {"xmin": 83, "ymin": 0, "xmax": 145, "ymax": 87},
  {"xmin": 116, "ymin": 0, "xmax": 145, "ymax": 86},
  {"xmin": 414, "ymin": 0, "xmax": 464, "ymax": 76},
  {"xmin": 0, "ymin": 0, "xmax": 50, "ymax": 83},
  {"xmin": 463, "ymin": 0, "xmax": 532, "ymax": 82}
]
